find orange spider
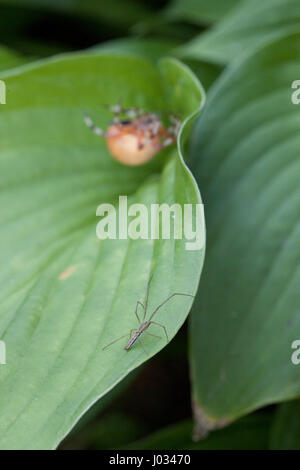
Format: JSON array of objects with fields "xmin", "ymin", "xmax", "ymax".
[{"xmin": 84, "ymin": 104, "xmax": 180, "ymax": 166}]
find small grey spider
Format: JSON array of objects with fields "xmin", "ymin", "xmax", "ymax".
[{"xmin": 102, "ymin": 276, "xmax": 194, "ymax": 354}]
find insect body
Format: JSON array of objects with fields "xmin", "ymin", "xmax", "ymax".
[
  {"xmin": 124, "ymin": 322, "xmax": 150, "ymax": 350},
  {"xmin": 103, "ymin": 276, "xmax": 194, "ymax": 353},
  {"xmin": 84, "ymin": 104, "xmax": 180, "ymax": 166}
]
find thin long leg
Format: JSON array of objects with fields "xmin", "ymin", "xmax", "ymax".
[
  {"xmin": 105, "ymin": 102, "xmax": 144, "ymax": 122},
  {"xmin": 148, "ymin": 293, "xmax": 194, "ymax": 322},
  {"xmin": 142, "ymin": 274, "xmax": 153, "ymax": 321},
  {"xmin": 135, "ymin": 301, "xmax": 144, "ymax": 324},
  {"xmin": 161, "ymin": 137, "xmax": 175, "ymax": 148},
  {"xmin": 83, "ymin": 112, "xmax": 106, "ymax": 137},
  {"xmin": 103, "ymin": 329, "xmax": 136, "ymax": 351},
  {"xmin": 137, "ymin": 337, "xmax": 148, "ymax": 355},
  {"xmin": 110, "ymin": 102, "xmax": 123, "ymax": 123},
  {"xmin": 108, "ymin": 102, "xmax": 122, "ymax": 114},
  {"xmin": 145, "ymin": 332, "xmax": 161, "ymax": 339},
  {"xmin": 102, "ymin": 333, "xmax": 129, "ymax": 350},
  {"xmin": 150, "ymin": 321, "xmax": 168, "ymax": 342},
  {"xmin": 124, "ymin": 106, "xmax": 145, "ymax": 119}
]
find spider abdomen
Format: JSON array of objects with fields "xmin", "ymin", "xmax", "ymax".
[{"xmin": 106, "ymin": 122, "xmax": 167, "ymax": 166}]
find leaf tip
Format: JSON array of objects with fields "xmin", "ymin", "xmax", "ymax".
[{"xmin": 192, "ymin": 399, "xmax": 232, "ymax": 441}]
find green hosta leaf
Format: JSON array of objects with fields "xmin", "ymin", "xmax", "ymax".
[
  {"xmin": 67, "ymin": 369, "xmax": 138, "ymax": 436},
  {"xmin": 178, "ymin": 0, "xmax": 300, "ymax": 64},
  {"xmin": 91, "ymin": 38, "xmax": 222, "ymax": 91},
  {"xmin": 123, "ymin": 413, "xmax": 272, "ymax": 450},
  {"xmin": 182, "ymin": 59, "xmax": 222, "ymax": 91},
  {"xmin": 188, "ymin": 32, "xmax": 300, "ymax": 433},
  {"xmin": 0, "ymin": 54, "xmax": 205, "ymax": 449},
  {"xmin": 91, "ymin": 38, "xmax": 179, "ymax": 62},
  {"xmin": 165, "ymin": 0, "xmax": 241, "ymax": 25},
  {"xmin": 270, "ymin": 401, "xmax": 300, "ymax": 450}
]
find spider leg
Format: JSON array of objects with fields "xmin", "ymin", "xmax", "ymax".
[
  {"xmin": 125, "ymin": 107, "xmax": 145, "ymax": 119},
  {"xmin": 145, "ymin": 332, "xmax": 161, "ymax": 339},
  {"xmin": 102, "ymin": 329, "xmax": 137, "ymax": 351},
  {"xmin": 84, "ymin": 112, "xmax": 106, "ymax": 137},
  {"xmin": 137, "ymin": 336, "xmax": 148, "ymax": 355},
  {"xmin": 102, "ymin": 333, "xmax": 129, "ymax": 350},
  {"xmin": 103, "ymin": 100, "xmax": 123, "ymax": 123},
  {"xmin": 149, "ymin": 321, "xmax": 169, "ymax": 342},
  {"xmin": 151, "ymin": 121, "xmax": 161, "ymax": 136},
  {"xmin": 149, "ymin": 293, "xmax": 194, "ymax": 322},
  {"xmin": 135, "ymin": 301, "xmax": 144, "ymax": 324},
  {"xmin": 159, "ymin": 137, "xmax": 175, "ymax": 149},
  {"xmin": 143, "ymin": 274, "xmax": 153, "ymax": 321},
  {"xmin": 109, "ymin": 102, "xmax": 122, "ymax": 115},
  {"xmin": 165, "ymin": 113, "xmax": 181, "ymax": 137},
  {"xmin": 106, "ymin": 102, "xmax": 144, "ymax": 122}
]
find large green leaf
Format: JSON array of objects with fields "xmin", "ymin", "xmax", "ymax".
[
  {"xmin": 123, "ymin": 413, "xmax": 272, "ymax": 450},
  {"xmin": 66, "ymin": 369, "xmax": 138, "ymax": 437},
  {"xmin": 188, "ymin": 32, "xmax": 300, "ymax": 434},
  {"xmin": 182, "ymin": 59, "xmax": 222, "ymax": 91},
  {"xmin": 91, "ymin": 38, "xmax": 179, "ymax": 62},
  {"xmin": 0, "ymin": 53, "xmax": 205, "ymax": 449},
  {"xmin": 91, "ymin": 38, "xmax": 221, "ymax": 91},
  {"xmin": 178, "ymin": 0, "xmax": 300, "ymax": 64},
  {"xmin": 270, "ymin": 400, "xmax": 300, "ymax": 449},
  {"xmin": 165, "ymin": 0, "xmax": 241, "ymax": 25}
]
